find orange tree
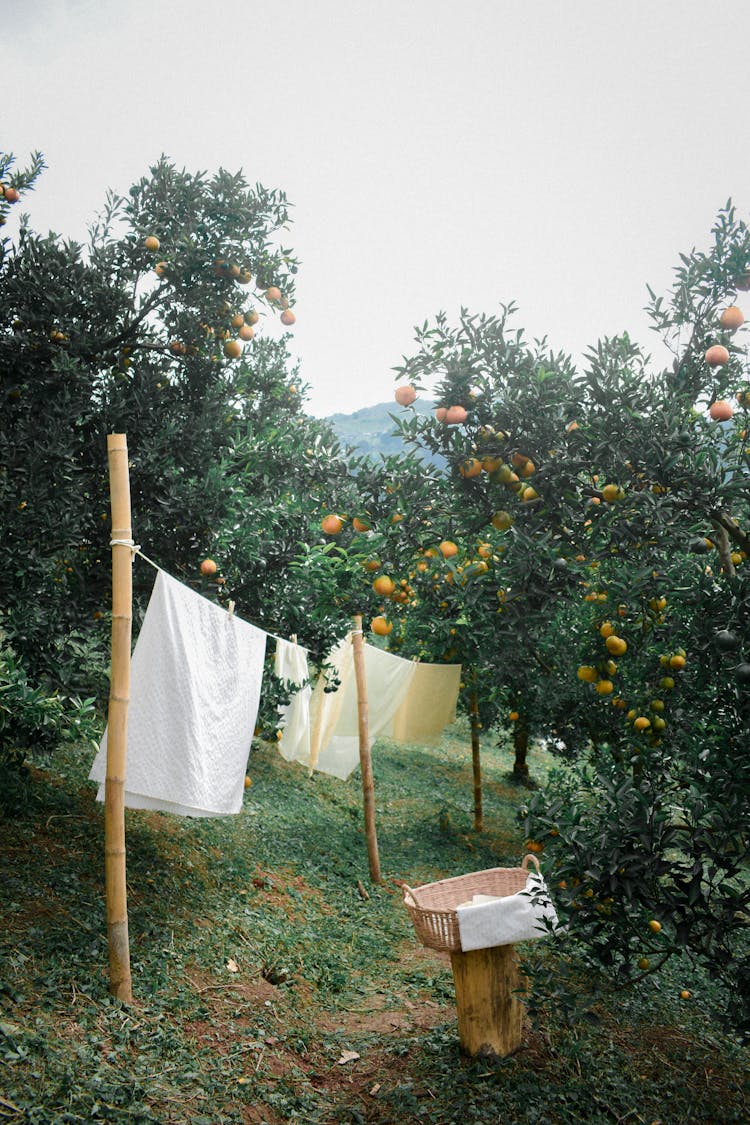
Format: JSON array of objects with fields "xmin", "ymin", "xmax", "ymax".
[
  {"xmin": 0, "ymin": 151, "xmax": 350, "ymax": 782},
  {"xmin": 388, "ymin": 205, "xmax": 750, "ymax": 1033}
]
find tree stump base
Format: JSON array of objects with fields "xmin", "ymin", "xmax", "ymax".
[{"xmin": 449, "ymin": 943, "xmax": 524, "ymax": 1058}]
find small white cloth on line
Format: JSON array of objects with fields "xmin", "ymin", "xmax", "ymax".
[
  {"xmin": 89, "ymin": 570, "xmax": 267, "ymax": 817},
  {"xmin": 456, "ymin": 873, "xmax": 559, "ymax": 951},
  {"xmin": 275, "ymin": 638, "xmax": 312, "ymax": 766}
]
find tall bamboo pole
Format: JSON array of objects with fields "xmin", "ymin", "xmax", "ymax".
[
  {"xmin": 469, "ymin": 692, "xmax": 483, "ymax": 832},
  {"xmin": 105, "ymin": 434, "xmax": 133, "ymax": 1002},
  {"xmin": 352, "ymin": 615, "xmax": 382, "ymax": 883}
]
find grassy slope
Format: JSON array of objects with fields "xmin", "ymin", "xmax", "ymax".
[{"xmin": 0, "ymin": 724, "xmax": 747, "ymax": 1124}]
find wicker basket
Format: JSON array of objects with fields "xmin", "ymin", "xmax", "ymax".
[{"xmin": 402, "ymin": 854, "xmax": 541, "ymax": 953}]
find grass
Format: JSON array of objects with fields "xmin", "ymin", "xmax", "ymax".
[{"xmin": 1, "ymin": 722, "xmax": 747, "ymax": 1124}]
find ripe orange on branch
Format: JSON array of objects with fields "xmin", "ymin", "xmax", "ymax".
[
  {"xmin": 371, "ymin": 615, "xmax": 393, "ymax": 636},
  {"xmin": 438, "ymin": 540, "xmax": 459, "ymax": 558},
  {"xmin": 144, "ymin": 235, "xmax": 160, "ymax": 251},
  {"xmin": 605, "ymin": 635, "xmax": 627, "ymax": 656},
  {"xmin": 200, "ymin": 558, "xmax": 217, "ymax": 576},
  {"xmin": 708, "ymin": 399, "xmax": 733, "ymax": 421},
  {"xmin": 444, "ymin": 405, "xmax": 468, "ymax": 425},
  {"xmin": 372, "ymin": 575, "xmax": 396, "ymax": 596},
  {"xmin": 321, "ymin": 514, "xmax": 344, "ymax": 535},
  {"xmin": 394, "ymin": 385, "xmax": 417, "ymax": 407},
  {"xmin": 705, "ymin": 344, "xmax": 730, "ymax": 367},
  {"xmin": 720, "ymin": 305, "xmax": 745, "ymax": 330}
]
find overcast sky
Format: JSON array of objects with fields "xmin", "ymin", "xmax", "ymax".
[{"xmin": 3, "ymin": 0, "xmax": 750, "ymax": 416}]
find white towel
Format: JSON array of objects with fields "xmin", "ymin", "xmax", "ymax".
[
  {"xmin": 456, "ymin": 874, "xmax": 559, "ymax": 951},
  {"xmin": 89, "ymin": 570, "xmax": 266, "ymax": 817},
  {"xmin": 275, "ymin": 639, "xmax": 311, "ymax": 766}
]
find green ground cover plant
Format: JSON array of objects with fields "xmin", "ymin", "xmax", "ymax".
[{"xmin": 1, "ymin": 724, "xmax": 747, "ymax": 1124}]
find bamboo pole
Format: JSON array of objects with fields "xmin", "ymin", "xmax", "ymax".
[
  {"xmin": 105, "ymin": 434, "xmax": 133, "ymax": 1002},
  {"xmin": 469, "ymin": 691, "xmax": 483, "ymax": 832},
  {"xmin": 352, "ymin": 615, "xmax": 382, "ymax": 883}
]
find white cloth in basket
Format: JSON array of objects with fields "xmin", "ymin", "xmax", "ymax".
[{"xmin": 456, "ymin": 873, "xmax": 559, "ymax": 951}]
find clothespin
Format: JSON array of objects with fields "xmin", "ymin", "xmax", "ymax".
[{"xmin": 228, "ymin": 600, "xmax": 235, "ymax": 620}]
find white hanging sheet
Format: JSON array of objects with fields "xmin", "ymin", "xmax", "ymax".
[{"xmin": 89, "ymin": 570, "xmax": 266, "ymax": 817}]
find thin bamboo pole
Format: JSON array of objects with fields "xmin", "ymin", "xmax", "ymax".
[
  {"xmin": 352, "ymin": 615, "xmax": 382, "ymax": 883},
  {"xmin": 469, "ymin": 692, "xmax": 483, "ymax": 832},
  {"xmin": 105, "ymin": 434, "xmax": 133, "ymax": 1002}
]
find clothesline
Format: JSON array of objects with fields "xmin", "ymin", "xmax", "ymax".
[
  {"xmin": 111, "ymin": 538, "xmax": 304, "ymax": 651},
  {"xmin": 92, "ymin": 551, "xmax": 462, "ymax": 816}
]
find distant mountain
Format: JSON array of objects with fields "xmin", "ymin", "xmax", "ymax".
[{"xmin": 325, "ymin": 399, "xmax": 437, "ymax": 461}]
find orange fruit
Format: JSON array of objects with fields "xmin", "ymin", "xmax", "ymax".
[
  {"xmin": 231, "ymin": 313, "xmax": 246, "ymax": 329},
  {"xmin": 200, "ymin": 558, "xmax": 217, "ymax": 576},
  {"xmin": 266, "ymin": 286, "xmax": 282, "ymax": 303},
  {"xmin": 434, "ymin": 406, "xmax": 448, "ymax": 422},
  {"xmin": 458, "ymin": 457, "xmax": 482, "ymax": 479},
  {"xmin": 719, "ymin": 305, "xmax": 744, "ymax": 330},
  {"xmin": 521, "ymin": 485, "xmax": 538, "ymax": 502},
  {"xmin": 394, "ymin": 385, "xmax": 417, "ymax": 407},
  {"xmin": 601, "ymin": 483, "xmax": 623, "ymax": 502},
  {"xmin": 633, "ymin": 716, "xmax": 651, "ymax": 731},
  {"xmin": 363, "ymin": 558, "xmax": 381, "ymax": 572},
  {"xmin": 371, "ymin": 615, "xmax": 393, "ymax": 636},
  {"xmin": 509, "ymin": 711, "xmax": 520, "ymax": 721},
  {"xmin": 605, "ymin": 635, "xmax": 627, "ymax": 656},
  {"xmin": 352, "ymin": 517, "xmax": 371, "ymax": 532},
  {"xmin": 705, "ymin": 344, "xmax": 730, "ymax": 367},
  {"xmin": 669, "ymin": 654, "xmax": 686, "ymax": 671},
  {"xmin": 238, "ymin": 324, "xmax": 254, "ymax": 341},
  {"xmin": 445, "ymin": 405, "xmax": 468, "ymax": 425},
  {"xmin": 577, "ymin": 665, "xmax": 598, "ymax": 683},
  {"xmin": 648, "ymin": 919, "xmax": 662, "ymax": 933},
  {"xmin": 372, "ymin": 575, "xmax": 396, "ymax": 596},
  {"xmin": 491, "ymin": 510, "xmax": 513, "ymax": 531},
  {"xmin": 321, "ymin": 514, "xmax": 344, "ymax": 535},
  {"xmin": 144, "ymin": 235, "xmax": 160, "ymax": 251},
  {"xmin": 224, "ymin": 339, "xmax": 242, "ymax": 359},
  {"xmin": 596, "ymin": 680, "xmax": 614, "ymax": 695},
  {"xmin": 244, "ymin": 775, "xmax": 252, "ymax": 789},
  {"xmin": 246, "ymin": 309, "xmax": 260, "ymax": 326},
  {"xmin": 154, "ymin": 261, "xmax": 169, "ymax": 277},
  {"xmin": 680, "ymin": 989, "xmax": 691, "ymax": 1000},
  {"xmin": 599, "ymin": 621, "xmax": 614, "ymax": 638},
  {"xmin": 280, "ymin": 309, "xmax": 296, "ymax": 326},
  {"xmin": 708, "ymin": 399, "xmax": 733, "ymax": 421},
  {"xmin": 439, "ymin": 540, "xmax": 459, "ymax": 558}
]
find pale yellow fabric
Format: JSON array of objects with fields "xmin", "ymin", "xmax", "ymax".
[
  {"xmin": 309, "ymin": 639, "xmax": 416, "ymax": 780},
  {"xmin": 274, "ymin": 639, "xmax": 312, "ymax": 766},
  {"xmin": 389, "ymin": 662, "xmax": 462, "ymax": 745},
  {"xmin": 308, "ymin": 637, "xmax": 354, "ymax": 772}
]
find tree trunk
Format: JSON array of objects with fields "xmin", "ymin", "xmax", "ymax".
[
  {"xmin": 469, "ymin": 693, "xmax": 483, "ymax": 832},
  {"xmin": 513, "ymin": 721, "xmax": 530, "ymax": 782}
]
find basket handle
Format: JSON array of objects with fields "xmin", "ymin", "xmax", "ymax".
[
  {"xmin": 521, "ymin": 853, "xmax": 541, "ymax": 873},
  {"xmin": 401, "ymin": 883, "xmax": 418, "ymax": 906}
]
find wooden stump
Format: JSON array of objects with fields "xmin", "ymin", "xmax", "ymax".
[{"xmin": 449, "ymin": 944, "xmax": 524, "ymax": 1058}]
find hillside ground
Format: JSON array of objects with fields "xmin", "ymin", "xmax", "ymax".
[{"xmin": 1, "ymin": 723, "xmax": 747, "ymax": 1124}]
